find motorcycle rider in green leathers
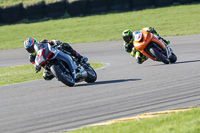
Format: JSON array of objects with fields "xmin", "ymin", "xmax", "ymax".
[{"xmin": 122, "ymin": 27, "xmax": 170, "ymax": 64}]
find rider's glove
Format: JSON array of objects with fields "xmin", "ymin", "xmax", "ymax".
[
  {"xmin": 34, "ymin": 65, "xmax": 41, "ymax": 73},
  {"xmin": 80, "ymin": 56, "xmax": 88, "ymax": 63}
]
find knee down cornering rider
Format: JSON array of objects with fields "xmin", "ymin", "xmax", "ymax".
[
  {"xmin": 122, "ymin": 27, "xmax": 170, "ymax": 64},
  {"xmin": 24, "ymin": 37, "xmax": 88, "ymax": 80}
]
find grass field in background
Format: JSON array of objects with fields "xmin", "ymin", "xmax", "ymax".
[
  {"xmin": 0, "ymin": 3, "xmax": 200, "ymax": 49},
  {"xmin": 0, "ymin": 0, "xmax": 76, "ymax": 7},
  {"xmin": 67, "ymin": 107, "xmax": 200, "ymax": 133},
  {"xmin": 0, "ymin": 62, "xmax": 103, "ymax": 86}
]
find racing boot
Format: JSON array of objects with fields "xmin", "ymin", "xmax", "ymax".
[
  {"xmin": 149, "ymin": 28, "xmax": 170, "ymax": 45},
  {"xmin": 155, "ymin": 33, "xmax": 170, "ymax": 45},
  {"xmin": 157, "ymin": 35, "xmax": 170, "ymax": 45},
  {"xmin": 162, "ymin": 39, "xmax": 170, "ymax": 45},
  {"xmin": 79, "ymin": 56, "xmax": 88, "ymax": 63},
  {"xmin": 158, "ymin": 37, "xmax": 170, "ymax": 45}
]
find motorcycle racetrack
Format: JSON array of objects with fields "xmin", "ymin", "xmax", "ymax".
[{"xmin": 0, "ymin": 34, "xmax": 200, "ymax": 133}]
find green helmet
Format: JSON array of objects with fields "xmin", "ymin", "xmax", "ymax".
[{"xmin": 122, "ymin": 29, "xmax": 133, "ymax": 44}]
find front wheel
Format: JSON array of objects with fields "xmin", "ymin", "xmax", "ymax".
[
  {"xmin": 85, "ymin": 66, "xmax": 97, "ymax": 83},
  {"xmin": 150, "ymin": 47, "xmax": 170, "ymax": 64},
  {"xmin": 50, "ymin": 62, "xmax": 75, "ymax": 87}
]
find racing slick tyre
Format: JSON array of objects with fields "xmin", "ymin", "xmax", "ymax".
[
  {"xmin": 50, "ymin": 61, "xmax": 75, "ymax": 87},
  {"xmin": 169, "ymin": 53, "xmax": 177, "ymax": 63},
  {"xmin": 150, "ymin": 47, "xmax": 170, "ymax": 64},
  {"xmin": 85, "ymin": 66, "xmax": 97, "ymax": 83}
]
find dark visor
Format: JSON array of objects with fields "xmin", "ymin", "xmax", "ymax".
[{"xmin": 123, "ymin": 36, "xmax": 131, "ymax": 43}]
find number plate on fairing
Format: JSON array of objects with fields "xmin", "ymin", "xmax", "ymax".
[{"xmin": 134, "ymin": 33, "xmax": 142, "ymax": 41}]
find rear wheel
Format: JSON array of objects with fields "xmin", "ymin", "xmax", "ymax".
[
  {"xmin": 50, "ymin": 61, "xmax": 75, "ymax": 87},
  {"xmin": 150, "ymin": 47, "xmax": 170, "ymax": 64},
  {"xmin": 169, "ymin": 53, "xmax": 177, "ymax": 63},
  {"xmin": 85, "ymin": 66, "xmax": 97, "ymax": 83}
]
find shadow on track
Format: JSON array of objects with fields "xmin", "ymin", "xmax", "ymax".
[
  {"xmin": 75, "ymin": 79, "xmax": 141, "ymax": 87},
  {"xmin": 175, "ymin": 59, "xmax": 200, "ymax": 64},
  {"xmin": 144, "ymin": 59, "xmax": 200, "ymax": 67}
]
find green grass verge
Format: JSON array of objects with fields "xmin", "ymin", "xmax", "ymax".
[
  {"xmin": 0, "ymin": 3, "xmax": 200, "ymax": 49},
  {"xmin": 0, "ymin": 63, "xmax": 103, "ymax": 86},
  {"xmin": 0, "ymin": 0, "xmax": 76, "ymax": 7},
  {"xmin": 67, "ymin": 107, "xmax": 200, "ymax": 133}
]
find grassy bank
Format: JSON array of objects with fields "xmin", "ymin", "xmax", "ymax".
[
  {"xmin": 67, "ymin": 107, "xmax": 200, "ymax": 133},
  {"xmin": 0, "ymin": 3, "xmax": 200, "ymax": 49},
  {"xmin": 0, "ymin": 0, "xmax": 76, "ymax": 7},
  {"xmin": 0, "ymin": 63, "xmax": 103, "ymax": 86}
]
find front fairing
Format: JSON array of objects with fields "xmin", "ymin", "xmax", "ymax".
[
  {"xmin": 133, "ymin": 30, "xmax": 142, "ymax": 42},
  {"xmin": 133, "ymin": 30, "xmax": 152, "ymax": 50},
  {"xmin": 133, "ymin": 31, "xmax": 156, "ymax": 60},
  {"xmin": 35, "ymin": 43, "xmax": 77, "ymax": 79},
  {"xmin": 35, "ymin": 43, "xmax": 52, "ymax": 66},
  {"xmin": 55, "ymin": 51, "xmax": 77, "ymax": 79}
]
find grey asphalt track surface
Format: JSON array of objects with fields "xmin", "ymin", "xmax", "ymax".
[{"xmin": 0, "ymin": 34, "xmax": 200, "ymax": 133}]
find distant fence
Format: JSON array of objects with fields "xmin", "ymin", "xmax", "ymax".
[{"xmin": 0, "ymin": 0, "xmax": 198, "ymax": 24}]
